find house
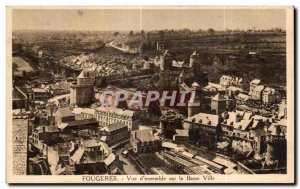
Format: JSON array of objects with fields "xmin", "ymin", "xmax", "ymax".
[
  {"xmin": 220, "ymin": 111, "xmax": 267, "ymax": 154},
  {"xmin": 249, "ymin": 79, "xmax": 261, "ymax": 96},
  {"xmin": 211, "ymin": 92, "xmax": 236, "ymax": 115},
  {"xmin": 55, "ymin": 107, "xmax": 75, "ymax": 125},
  {"xmin": 130, "ymin": 129, "xmax": 162, "ymax": 154},
  {"xmin": 262, "ymin": 87, "xmax": 278, "ymax": 104},
  {"xmin": 219, "ymin": 75, "xmax": 242, "ymax": 87},
  {"xmin": 95, "ymin": 107, "xmax": 139, "ymax": 131},
  {"xmin": 70, "ymin": 139, "xmax": 113, "ymax": 174},
  {"xmin": 250, "ymin": 85, "xmax": 265, "ymax": 101},
  {"xmin": 183, "ymin": 113, "xmax": 222, "ymax": 149},
  {"xmin": 203, "ymin": 82, "xmax": 226, "ymax": 94},
  {"xmin": 32, "ymin": 126, "xmax": 60, "ymax": 149},
  {"xmin": 12, "ymin": 86, "xmax": 28, "ymax": 110},
  {"xmin": 227, "ymin": 86, "xmax": 245, "ymax": 94},
  {"xmin": 159, "ymin": 110, "xmax": 184, "ymax": 139},
  {"xmin": 32, "ymin": 88, "xmax": 50, "ymax": 101},
  {"xmin": 236, "ymin": 93, "xmax": 249, "ymax": 104},
  {"xmin": 173, "ymin": 129, "xmax": 189, "ymax": 142},
  {"xmin": 57, "ymin": 115, "xmax": 99, "ymax": 137},
  {"xmin": 98, "ymin": 122, "xmax": 130, "ymax": 147}
]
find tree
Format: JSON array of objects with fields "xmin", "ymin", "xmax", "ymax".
[
  {"xmin": 114, "ymin": 32, "xmax": 119, "ymax": 37},
  {"xmin": 207, "ymin": 28, "xmax": 215, "ymax": 35},
  {"xmin": 158, "ymin": 30, "xmax": 165, "ymax": 39},
  {"xmin": 129, "ymin": 30, "xmax": 134, "ymax": 36},
  {"xmin": 12, "ymin": 62, "xmax": 19, "ymax": 73}
]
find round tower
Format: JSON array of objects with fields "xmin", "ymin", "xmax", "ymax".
[
  {"xmin": 189, "ymin": 50, "xmax": 199, "ymax": 67},
  {"xmin": 178, "ymin": 71, "xmax": 184, "ymax": 84}
]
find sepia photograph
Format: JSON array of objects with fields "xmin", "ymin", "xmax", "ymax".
[{"xmin": 6, "ymin": 6, "xmax": 294, "ymax": 184}]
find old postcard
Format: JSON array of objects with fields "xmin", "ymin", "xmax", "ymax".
[{"xmin": 6, "ymin": 6, "xmax": 294, "ymax": 184}]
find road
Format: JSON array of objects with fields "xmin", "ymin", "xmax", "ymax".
[{"xmin": 116, "ymin": 149, "xmax": 140, "ymax": 175}]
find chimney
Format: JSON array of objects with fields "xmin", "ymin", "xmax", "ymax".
[
  {"xmin": 149, "ymin": 129, "xmax": 154, "ymax": 136},
  {"xmin": 191, "ymin": 118, "xmax": 196, "ymax": 129},
  {"xmin": 115, "ymin": 154, "xmax": 119, "ymax": 161},
  {"xmin": 132, "ymin": 131, "xmax": 137, "ymax": 139}
]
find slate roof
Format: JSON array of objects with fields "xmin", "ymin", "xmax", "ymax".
[
  {"xmin": 132, "ymin": 129, "xmax": 157, "ymax": 142},
  {"xmin": 56, "ymin": 107, "xmax": 74, "ymax": 117},
  {"xmin": 100, "ymin": 122, "xmax": 127, "ymax": 132},
  {"xmin": 13, "ymin": 86, "xmax": 28, "ymax": 100},
  {"xmin": 185, "ymin": 113, "xmax": 220, "ymax": 127}
]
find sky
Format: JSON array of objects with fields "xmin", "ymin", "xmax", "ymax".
[{"xmin": 12, "ymin": 8, "xmax": 287, "ymax": 31}]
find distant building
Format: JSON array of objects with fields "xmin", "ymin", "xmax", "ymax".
[
  {"xmin": 183, "ymin": 113, "xmax": 222, "ymax": 149},
  {"xmin": 236, "ymin": 93, "xmax": 250, "ymax": 104},
  {"xmin": 156, "ymin": 41, "xmax": 165, "ymax": 51},
  {"xmin": 262, "ymin": 87, "xmax": 278, "ymax": 104},
  {"xmin": 32, "ymin": 126, "xmax": 60, "ymax": 149},
  {"xmin": 203, "ymin": 82, "xmax": 226, "ymax": 94},
  {"xmin": 32, "ymin": 88, "xmax": 50, "ymax": 101},
  {"xmin": 159, "ymin": 110, "xmax": 184, "ymax": 139},
  {"xmin": 173, "ymin": 129, "xmax": 189, "ymax": 142},
  {"xmin": 55, "ymin": 107, "xmax": 75, "ymax": 125},
  {"xmin": 38, "ymin": 51, "xmax": 43, "ymax": 58},
  {"xmin": 95, "ymin": 107, "xmax": 139, "ymax": 131},
  {"xmin": 130, "ymin": 129, "xmax": 162, "ymax": 154},
  {"xmin": 12, "ymin": 86, "xmax": 28, "ymax": 110},
  {"xmin": 159, "ymin": 50, "xmax": 173, "ymax": 71},
  {"xmin": 220, "ymin": 110, "xmax": 267, "ymax": 154},
  {"xmin": 189, "ymin": 50, "xmax": 201, "ymax": 74},
  {"xmin": 99, "ymin": 122, "xmax": 130, "ymax": 147},
  {"xmin": 70, "ymin": 70, "xmax": 95, "ymax": 107},
  {"xmin": 220, "ymin": 75, "xmax": 243, "ymax": 87},
  {"xmin": 211, "ymin": 92, "xmax": 236, "ymax": 115},
  {"xmin": 250, "ymin": 85, "xmax": 265, "ymax": 101},
  {"xmin": 249, "ymin": 79, "xmax": 261, "ymax": 96}
]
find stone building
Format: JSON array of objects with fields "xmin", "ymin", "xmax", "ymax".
[
  {"xmin": 32, "ymin": 126, "xmax": 60, "ymax": 149},
  {"xmin": 130, "ymin": 129, "xmax": 162, "ymax": 154},
  {"xmin": 55, "ymin": 107, "xmax": 75, "ymax": 125},
  {"xmin": 159, "ymin": 109, "xmax": 184, "ymax": 139},
  {"xmin": 98, "ymin": 122, "xmax": 130, "ymax": 147},
  {"xmin": 159, "ymin": 50, "xmax": 173, "ymax": 71},
  {"xmin": 262, "ymin": 87, "xmax": 278, "ymax": 104},
  {"xmin": 189, "ymin": 50, "xmax": 201, "ymax": 74},
  {"xmin": 70, "ymin": 70, "xmax": 95, "ymax": 107},
  {"xmin": 183, "ymin": 113, "xmax": 222, "ymax": 149},
  {"xmin": 12, "ymin": 86, "xmax": 28, "ymax": 110},
  {"xmin": 219, "ymin": 75, "xmax": 243, "ymax": 88},
  {"xmin": 249, "ymin": 79, "xmax": 261, "ymax": 97},
  {"xmin": 94, "ymin": 107, "xmax": 139, "ymax": 131},
  {"xmin": 211, "ymin": 91, "xmax": 236, "ymax": 115}
]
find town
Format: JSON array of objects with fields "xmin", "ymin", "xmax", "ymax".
[{"xmin": 12, "ymin": 27, "xmax": 287, "ymax": 176}]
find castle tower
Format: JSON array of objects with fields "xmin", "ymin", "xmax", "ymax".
[
  {"xmin": 70, "ymin": 70, "xmax": 95, "ymax": 107},
  {"xmin": 265, "ymin": 125, "xmax": 286, "ymax": 166},
  {"xmin": 189, "ymin": 50, "xmax": 201, "ymax": 74},
  {"xmin": 178, "ymin": 71, "xmax": 185, "ymax": 84},
  {"xmin": 188, "ymin": 86, "xmax": 201, "ymax": 117},
  {"xmin": 160, "ymin": 50, "xmax": 172, "ymax": 71}
]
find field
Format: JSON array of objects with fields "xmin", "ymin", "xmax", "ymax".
[{"xmin": 12, "ymin": 57, "xmax": 34, "ymax": 76}]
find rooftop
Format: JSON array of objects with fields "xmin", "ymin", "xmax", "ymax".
[
  {"xmin": 185, "ymin": 113, "xmax": 220, "ymax": 127},
  {"xmin": 13, "ymin": 86, "xmax": 28, "ymax": 100},
  {"xmin": 132, "ymin": 129, "xmax": 157, "ymax": 142},
  {"xmin": 56, "ymin": 107, "xmax": 75, "ymax": 118},
  {"xmin": 100, "ymin": 122, "xmax": 128, "ymax": 132},
  {"xmin": 96, "ymin": 107, "xmax": 134, "ymax": 117},
  {"xmin": 250, "ymin": 79, "xmax": 261, "ymax": 85},
  {"xmin": 35, "ymin": 126, "xmax": 59, "ymax": 133}
]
